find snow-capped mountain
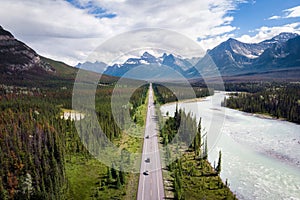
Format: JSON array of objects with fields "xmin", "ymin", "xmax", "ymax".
[
  {"xmin": 252, "ymin": 35, "xmax": 300, "ymax": 71},
  {"xmin": 103, "ymin": 52, "xmax": 197, "ymax": 78},
  {"xmin": 77, "ymin": 32, "xmax": 299, "ymax": 79},
  {"xmin": 195, "ymin": 32, "xmax": 300, "ymax": 76},
  {"xmin": 259, "ymin": 32, "xmax": 299, "ymax": 46}
]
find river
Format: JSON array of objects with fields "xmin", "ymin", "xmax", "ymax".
[{"xmin": 160, "ymin": 91, "xmax": 300, "ymax": 200}]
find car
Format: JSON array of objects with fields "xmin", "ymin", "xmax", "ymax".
[
  {"xmin": 145, "ymin": 135, "xmax": 149, "ymax": 139},
  {"xmin": 145, "ymin": 158, "xmax": 150, "ymax": 163},
  {"xmin": 143, "ymin": 170, "xmax": 149, "ymax": 175}
]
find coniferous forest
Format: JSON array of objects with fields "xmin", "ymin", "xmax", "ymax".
[
  {"xmin": 0, "ymin": 80, "xmax": 148, "ymax": 199},
  {"xmin": 223, "ymin": 82, "xmax": 300, "ymax": 124},
  {"xmin": 152, "ymin": 83, "xmax": 212, "ymax": 104}
]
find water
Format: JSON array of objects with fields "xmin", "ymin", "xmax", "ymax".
[{"xmin": 160, "ymin": 91, "xmax": 300, "ymax": 200}]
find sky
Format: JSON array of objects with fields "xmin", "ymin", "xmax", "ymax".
[{"xmin": 0, "ymin": 0, "xmax": 299, "ymax": 65}]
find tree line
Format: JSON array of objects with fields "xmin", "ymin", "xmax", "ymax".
[
  {"xmin": 152, "ymin": 83, "xmax": 212, "ymax": 104},
  {"xmin": 223, "ymin": 83, "xmax": 300, "ymax": 124}
]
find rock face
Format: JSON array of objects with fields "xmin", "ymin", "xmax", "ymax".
[
  {"xmin": 202, "ymin": 32, "xmax": 300, "ymax": 76},
  {"xmin": 0, "ymin": 26, "xmax": 55, "ymax": 73}
]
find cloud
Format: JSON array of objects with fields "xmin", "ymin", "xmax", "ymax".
[
  {"xmin": 284, "ymin": 5, "xmax": 300, "ymax": 18},
  {"xmin": 268, "ymin": 15, "xmax": 281, "ymax": 20},
  {"xmin": 0, "ymin": 0, "xmax": 244, "ymax": 65},
  {"xmin": 198, "ymin": 33, "xmax": 235, "ymax": 51},
  {"xmin": 237, "ymin": 22, "xmax": 300, "ymax": 43},
  {"xmin": 268, "ymin": 5, "xmax": 300, "ymax": 20}
]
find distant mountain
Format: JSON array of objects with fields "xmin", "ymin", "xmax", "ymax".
[
  {"xmin": 252, "ymin": 35, "xmax": 300, "ymax": 71},
  {"xmin": 259, "ymin": 32, "xmax": 299, "ymax": 46},
  {"xmin": 2, "ymin": 24, "xmax": 298, "ymax": 83},
  {"xmin": 103, "ymin": 52, "xmax": 196, "ymax": 79},
  {"xmin": 76, "ymin": 61, "xmax": 107, "ymax": 73},
  {"xmin": 194, "ymin": 32, "xmax": 300, "ymax": 77},
  {"xmin": 101, "ymin": 32, "xmax": 299, "ymax": 80}
]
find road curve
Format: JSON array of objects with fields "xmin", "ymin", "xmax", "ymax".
[{"xmin": 137, "ymin": 83, "xmax": 165, "ymax": 200}]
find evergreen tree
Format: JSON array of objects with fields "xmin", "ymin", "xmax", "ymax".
[
  {"xmin": 116, "ymin": 174, "xmax": 121, "ymax": 189},
  {"xmin": 216, "ymin": 151, "xmax": 222, "ymax": 175}
]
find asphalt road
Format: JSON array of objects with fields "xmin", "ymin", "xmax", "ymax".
[{"xmin": 137, "ymin": 83, "xmax": 165, "ymax": 200}]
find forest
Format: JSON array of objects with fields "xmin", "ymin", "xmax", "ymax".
[
  {"xmin": 0, "ymin": 80, "xmax": 149, "ymax": 199},
  {"xmin": 223, "ymin": 82, "xmax": 300, "ymax": 124},
  {"xmin": 152, "ymin": 83, "xmax": 212, "ymax": 104}
]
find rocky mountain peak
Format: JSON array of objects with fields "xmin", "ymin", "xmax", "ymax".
[
  {"xmin": 260, "ymin": 32, "xmax": 299, "ymax": 45},
  {"xmin": 0, "ymin": 26, "xmax": 55, "ymax": 73},
  {"xmin": 141, "ymin": 51, "xmax": 157, "ymax": 63}
]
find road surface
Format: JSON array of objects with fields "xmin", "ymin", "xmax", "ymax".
[{"xmin": 137, "ymin": 83, "xmax": 165, "ymax": 200}]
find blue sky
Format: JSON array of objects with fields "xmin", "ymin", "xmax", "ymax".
[
  {"xmin": 231, "ymin": 0, "xmax": 300, "ymax": 37},
  {"xmin": 0, "ymin": 0, "xmax": 299, "ymax": 65},
  {"xmin": 65, "ymin": 0, "xmax": 117, "ymax": 19}
]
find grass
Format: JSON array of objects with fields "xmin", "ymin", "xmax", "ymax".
[{"xmin": 41, "ymin": 57, "xmax": 77, "ymax": 79}]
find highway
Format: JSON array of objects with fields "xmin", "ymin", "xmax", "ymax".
[{"xmin": 137, "ymin": 83, "xmax": 165, "ymax": 200}]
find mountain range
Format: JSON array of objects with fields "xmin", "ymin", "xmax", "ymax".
[
  {"xmin": 0, "ymin": 25, "xmax": 299, "ymax": 83},
  {"xmin": 81, "ymin": 32, "xmax": 300, "ymax": 79},
  {"xmin": 201, "ymin": 32, "xmax": 300, "ymax": 76}
]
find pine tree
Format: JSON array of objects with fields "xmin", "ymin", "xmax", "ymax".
[
  {"xmin": 119, "ymin": 165, "xmax": 125, "ymax": 185},
  {"xmin": 107, "ymin": 167, "xmax": 112, "ymax": 183},
  {"xmin": 111, "ymin": 163, "xmax": 117, "ymax": 179},
  {"xmin": 116, "ymin": 174, "xmax": 121, "ymax": 189},
  {"xmin": 202, "ymin": 137, "xmax": 208, "ymax": 160},
  {"xmin": 216, "ymin": 151, "xmax": 222, "ymax": 175}
]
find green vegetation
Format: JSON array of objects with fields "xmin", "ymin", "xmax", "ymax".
[
  {"xmin": 0, "ymin": 78, "xmax": 149, "ymax": 199},
  {"xmin": 0, "ymin": 91, "xmax": 67, "ymax": 199},
  {"xmin": 159, "ymin": 106, "xmax": 236, "ymax": 200},
  {"xmin": 153, "ymin": 83, "xmax": 212, "ymax": 104},
  {"xmin": 223, "ymin": 82, "xmax": 300, "ymax": 124},
  {"xmin": 0, "ymin": 57, "xmax": 117, "ymax": 88}
]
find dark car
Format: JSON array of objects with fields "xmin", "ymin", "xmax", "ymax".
[
  {"xmin": 143, "ymin": 170, "xmax": 149, "ymax": 175},
  {"xmin": 145, "ymin": 135, "xmax": 149, "ymax": 139},
  {"xmin": 145, "ymin": 158, "xmax": 150, "ymax": 163}
]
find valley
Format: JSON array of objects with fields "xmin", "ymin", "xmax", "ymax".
[{"xmin": 0, "ymin": 24, "xmax": 299, "ymax": 200}]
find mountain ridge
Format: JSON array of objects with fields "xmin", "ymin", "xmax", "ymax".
[
  {"xmin": 99, "ymin": 32, "xmax": 299, "ymax": 79},
  {"xmin": 1, "ymin": 25, "xmax": 299, "ymax": 82}
]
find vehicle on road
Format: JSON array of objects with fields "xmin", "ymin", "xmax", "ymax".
[
  {"xmin": 145, "ymin": 158, "xmax": 150, "ymax": 163},
  {"xmin": 143, "ymin": 170, "xmax": 149, "ymax": 175},
  {"xmin": 145, "ymin": 135, "xmax": 149, "ymax": 139}
]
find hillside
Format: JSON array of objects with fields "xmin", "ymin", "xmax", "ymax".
[{"xmin": 0, "ymin": 26, "xmax": 118, "ymax": 88}]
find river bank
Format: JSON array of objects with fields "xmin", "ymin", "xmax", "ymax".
[{"xmin": 160, "ymin": 91, "xmax": 300, "ymax": 200}]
